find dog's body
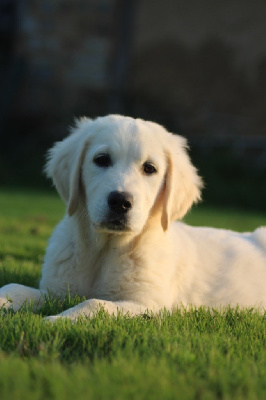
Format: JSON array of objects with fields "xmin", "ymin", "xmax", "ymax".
[{"xmin": 0, "ymin": 115, "xmax": 265, "ymax": 320}]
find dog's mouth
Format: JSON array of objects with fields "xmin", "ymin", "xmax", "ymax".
[{"xmin": 95, "ymin": 214, "xmax": 131, "ymax": 233}]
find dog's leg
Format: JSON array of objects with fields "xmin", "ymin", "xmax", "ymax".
[
  {"xmin": 45, "ymin": 298, "xmax": 154, "ymax": 322},
  {"xmin": 0, "ymin": 284, "xmax": 46, "ymax": 311}
]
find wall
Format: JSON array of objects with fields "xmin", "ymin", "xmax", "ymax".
[{"xmin": 2, "ymin": 0, "xmax": 266, "ymax": 142}]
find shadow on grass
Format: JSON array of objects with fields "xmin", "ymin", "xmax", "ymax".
[{"xmin": 0, "ymin": 267, "xmax": 40, "ymax": 288}]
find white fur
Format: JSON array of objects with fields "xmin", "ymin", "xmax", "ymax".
[{"xmin": 0, "ymin": 115, "xmax": 265, "ymax": 321}]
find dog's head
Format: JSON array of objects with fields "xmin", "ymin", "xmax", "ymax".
[{"xmin": 45, "ymin": 115, "xmax": 202, "ymax": 234}]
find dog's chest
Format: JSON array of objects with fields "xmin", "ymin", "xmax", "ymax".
[
  {"xmin": 81, "ymin": 249, "xmax": 172, "ymax": 307},
  {"xmin": 75, "ymin": 251, "xmax": 138, "ymax": 299},
  {"xmin": 73, "ymin": 245, "xmax": 165, "ymax": 305}
]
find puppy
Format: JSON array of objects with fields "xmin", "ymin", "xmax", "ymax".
[{"xmin": 0, "ymin": 115, "xmax": 265, "ymax": 321}]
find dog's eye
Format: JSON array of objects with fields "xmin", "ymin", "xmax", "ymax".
[
  {"xmin": 143, "ymin": 162, "xmax": 157, "ymax": 175},
  {"xmin": 93, "ymin": 154, "xmax": 112, "ymax": 168}
]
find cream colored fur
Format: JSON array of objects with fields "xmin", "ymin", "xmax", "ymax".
[{"xmin": 0, "ymin": 115, "xmax": 265, "ymax": 321}]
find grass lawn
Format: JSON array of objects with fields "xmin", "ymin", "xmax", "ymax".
[{"xmin": 0, "ymin": 188, "xmax": 265, "ymax": 400}]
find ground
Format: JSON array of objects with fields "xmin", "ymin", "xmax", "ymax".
[{"xmin": 0, "ymin": 189, "xmax": 265, "ymax": 400}]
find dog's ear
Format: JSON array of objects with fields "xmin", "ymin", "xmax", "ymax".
[
  {"xmin": 161, "ymin": 135, "xmax": 203, "ymax": 231},
  {"xmin": 45, "ymin": 118, "xmax": 92, "ymax": 216}
]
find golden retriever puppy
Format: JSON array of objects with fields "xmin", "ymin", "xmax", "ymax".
[{"xmin": 0, "ymin": 115, "xmax": 265, "ymax": 321}]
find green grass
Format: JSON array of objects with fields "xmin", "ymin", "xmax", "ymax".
[{"xmin": 0, "ymin": 189, "xmax": 265, "ymax": 400}]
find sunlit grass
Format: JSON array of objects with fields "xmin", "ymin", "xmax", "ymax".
[{"xmin": 0, "ymin": 189, "xmax": 265, "ymax": 400}]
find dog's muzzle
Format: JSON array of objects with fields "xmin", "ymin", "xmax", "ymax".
[
  {"xmin": 104, "ymin": 191, "xmax": 133, "ymax": 231},
  {"xmin": 108, "ymin": 191, "xmax": 133, "ymax": 213}
]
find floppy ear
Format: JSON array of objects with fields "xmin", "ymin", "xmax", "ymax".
[
  {"xmin": 161, "ymin": 135, "xmax": 203, "ymax": 231},
  {"xmin": 45, "ymin": 118, "xmax": 92, "ymax": 216}
]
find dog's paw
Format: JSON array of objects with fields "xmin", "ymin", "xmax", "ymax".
[
  {"xmin": 44, "ymin": 315, "xmax": 61, "ymax": 323},
  {"xmin": 0, "ymin": 295, "xmax": 13, "ymax": 310}
]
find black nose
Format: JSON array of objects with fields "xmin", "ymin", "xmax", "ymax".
[{"xmin": 108, "ymin": 191, "xmax": 133, "ymax": 213}]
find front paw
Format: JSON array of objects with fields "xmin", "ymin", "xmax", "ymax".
[
  {"xmin": 0, "ymin": 296, "xmax": 13, "ymax": 310},
  {"xmin": 45, "ymin": 315, "xmax": 61, "ymax": 323}
]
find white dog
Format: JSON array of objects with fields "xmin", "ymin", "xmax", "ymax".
[{"xmin": 0, "ymin": 115, "xmax": 265, "ymax": 321}]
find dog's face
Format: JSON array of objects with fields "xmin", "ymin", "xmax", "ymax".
[
  {"xmin": 82, "ymin": 118, "xmax": 167, "ymax": 233},
  {"xmin": 45, "ymin": 115, "xmax": 202, "ymax": 234}
]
